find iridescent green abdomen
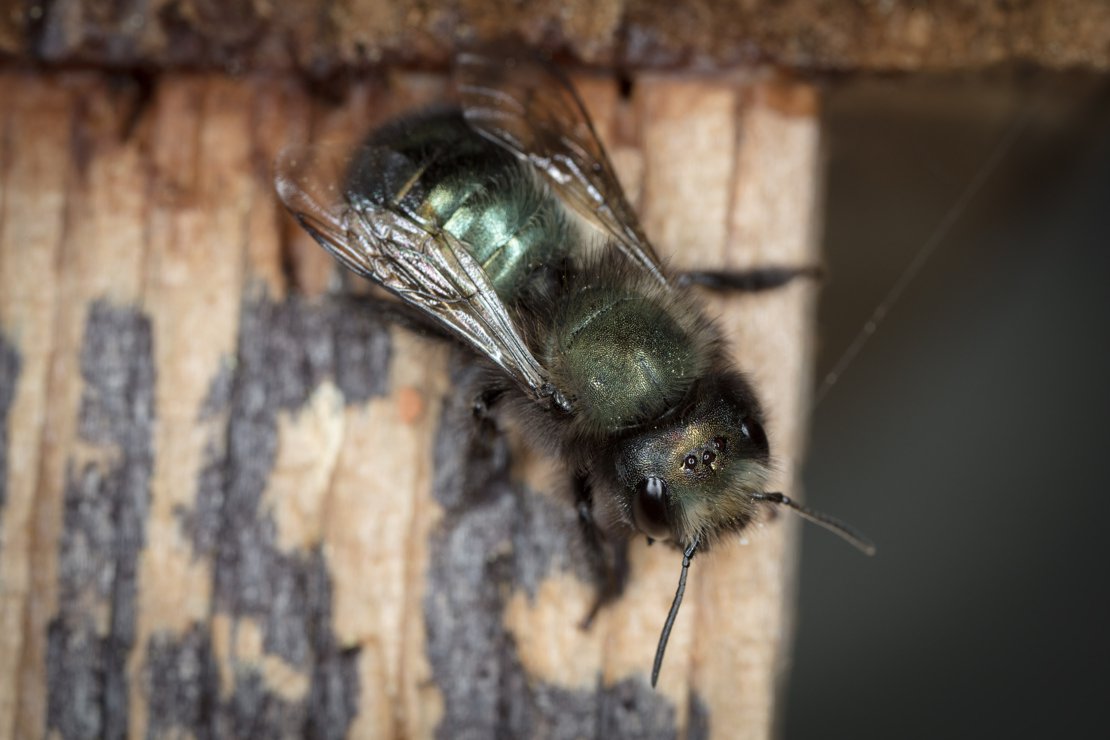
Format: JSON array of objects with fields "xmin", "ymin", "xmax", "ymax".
[{"xmin": 347, "ymin": 111, "xmax": 572, "ymax": 302}]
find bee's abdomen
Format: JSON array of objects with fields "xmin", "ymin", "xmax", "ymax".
[
  {"xmin": 436, "ymin": 171, "xmax": 570, "ymax": 299},
  {"xmin": 547, "ymin": 285, "xmax": 709, "ymax": 432},
  {"xmin": 349, "ymin": 110, "xmax": 571, "ymax": 302}
]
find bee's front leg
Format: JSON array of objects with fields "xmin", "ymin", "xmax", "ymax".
[
  {"xmin": 677, "ymin": 265, "xmax": 822, "ymax": 293},
  {"xmin": 466, "ymin": 385, "xmax": 511, "ymax": 459},
  {"xmin": 471, "ymin": 386, "xmax": 506, "ymax": 422},
  {"xmin": 574, "ymin": 473, "xmax": 629, "ymax": 630}
]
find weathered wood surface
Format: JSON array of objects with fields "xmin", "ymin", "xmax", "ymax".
[
  {"xmin": 0, "ymin": 68, "xmax": 820, "ymax": 738},
  {"xmin": 1, "ymin": 0, "xmax": 1108, "ymax": 73}
]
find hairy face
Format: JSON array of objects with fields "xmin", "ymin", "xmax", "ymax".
[{"xmin": 603, "ymin": 373, "xmax": 772, "ymax": 547}]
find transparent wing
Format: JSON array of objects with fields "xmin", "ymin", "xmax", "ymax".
[
  {"xmin": 457, "ymin": 49, "xmax": 669, "ymax": 286},
  {"xmin": 275, "ymin": 143, "xmax": 571, "ymax": 412}
]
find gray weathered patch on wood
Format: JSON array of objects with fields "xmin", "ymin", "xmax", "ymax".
[
  {"xmin": 144, "ymin": 570, "xmax": 360, "ymax": 740},
  {"xmin": 425, "ymin": 357, "xmax": 679, "ymax": 738},
  {"xmin": 182, "ymin": 291, "xmax": 392, "ymax": 559},
  {"xmin": 331, "ymin": 295, "xmax": 396, "ymax": 405},
  {"xmin": 686, "ymin": 688, "xmax": 710, "ymax": 740},
  {"xmin": 167, "ymin": 291, "xmax": 389, "ymax": 737},
  {"xmin": 46, "ymin": 300, "xmax": 155, "ymax": 740},
  {"xmin": 144, "ymin": 626, "xmax": 219, "ymax": 740},
  {"xmin": 0, "ymin": 331, "xmax": 19, "ymax": 520},
  {"xmin": 197, "ymin": 356, "xmax": 234, "ymax": 422},
  {"xmin": 597, "ymin": 678, "xmax": 678, "ymax": 738}
]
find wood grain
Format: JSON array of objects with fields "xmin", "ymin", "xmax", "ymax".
[
  {"xmin": 2, "ymin": 0, "xmax": 1107, "ymax": 73},
  {"xmin": 0, "ymin": 68, "xmax": 822, "ymax": 738}
]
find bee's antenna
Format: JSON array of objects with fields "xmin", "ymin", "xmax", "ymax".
[
  {"xmin": 752, "ymin": 492, "xmax": 876, "ymax": 556},
  {"xmin": 651, "ymin": 537, "xmax": 699, "ymax": 688}
]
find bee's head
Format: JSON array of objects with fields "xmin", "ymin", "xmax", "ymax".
[{"xmin": 606, "ymin": 372, "xmax": 772, "ymax": 548}]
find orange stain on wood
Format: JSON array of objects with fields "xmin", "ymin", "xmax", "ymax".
[{"xmin": 396, "ymin": 386, "xmax": 425, "ymax": 424}]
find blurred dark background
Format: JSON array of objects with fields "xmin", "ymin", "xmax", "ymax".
[{"xmin": 786, "ymin": 73, "xmax": 1110, "ymax": 738}]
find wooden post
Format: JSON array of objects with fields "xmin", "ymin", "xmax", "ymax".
[
  {"xmin": 3, "ymin": 3, "xmax": 1107, "ymax": 732},
  {"xmin": 0, "ymin": 64, "xmax": 821, "ymax": 737}
]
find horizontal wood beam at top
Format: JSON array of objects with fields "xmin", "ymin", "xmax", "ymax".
[{"xmin": 1, "ymin": 0, "xmax": 1108, "ymax": 75}]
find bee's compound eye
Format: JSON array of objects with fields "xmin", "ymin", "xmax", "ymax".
[
  {"xmin": 741, "ymin": 416, "xmax": 768, "ymax": 451},
  {"xmin": 633, "ymin": 476, "xmax": 672, "ymax": 540}
]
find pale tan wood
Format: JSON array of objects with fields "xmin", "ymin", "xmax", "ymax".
[
  {"xmin": 126, "ymin": 74, "xmax": 255, "ymax": 739},
  {"xmin": 301, "ymin": 73, "xmax": 451, "ymax": 739},
  {"xmin": 691, "ymin": 78, "xmax": 822, "ymax": 740},
  {"xmin": 0, "ymin": 68, "xmax": 822, "ymax": 738},
  {"xmin": 636, "ymin": 74, "xmax": 822, "ymax": 738},
  {"xmin": 0, "ymin": 75, "xmax": 71, "ymax": 740},
  {"xmin": 8, "ymin": 74, "xmax": 155, "ymax": 739}
]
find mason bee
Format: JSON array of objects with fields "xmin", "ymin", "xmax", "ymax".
[{"xmin": 275, "ymin": 50, "xmax": 874, "ymax": 687}]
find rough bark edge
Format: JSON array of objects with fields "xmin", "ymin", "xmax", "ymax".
[{"xmin": 1, "ymin": 0, "xmax": 1108, "ymax": 74}]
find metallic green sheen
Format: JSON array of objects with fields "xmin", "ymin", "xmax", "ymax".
[
  {"xmin": 548, "ymin": 285, "xmax": 702, "ymax": 431},
  {"xmin": 355, "ymin": 112, "xmax": 572, "ymax": 302}
]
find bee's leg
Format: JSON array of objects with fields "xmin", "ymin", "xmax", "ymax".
[
  {"xmin": 575, "ymin": 473, "xmax": 630, "ymax": 630},
  {"xmin": 457, "ymin": 382, "xmax": 511, "ymax": 461},
  {"xmin": 471, "ymin": 387, "xmax": 506, "ymax": 423},
  {"xmin": 677, "ymin": 265, "xmax": 822, "ymax": 293}
]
